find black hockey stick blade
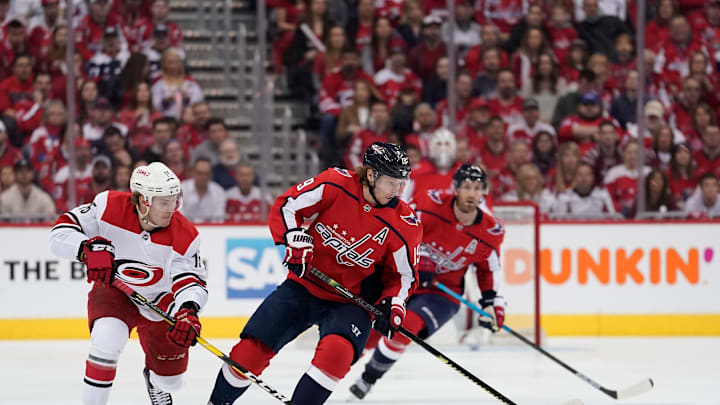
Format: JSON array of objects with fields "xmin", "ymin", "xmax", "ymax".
[
  {"xmin": 111, "ymin": 279, "xmax": 295, "ymax": 405},
  {"xmin": 434, "ymin": 281, "xmax": 654, "ymax": 400},
  {"xmin": 310, "ymin": 267, "xmax": 520, "ymax": 405}
]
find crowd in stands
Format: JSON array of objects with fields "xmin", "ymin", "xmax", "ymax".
[
  {"xmin": 270, "ymin": 0, "xmax": 720, "ymax": 218},
  {"xmin": 0, "ymin": 0, "xmax": 272, "ymax": 222}
]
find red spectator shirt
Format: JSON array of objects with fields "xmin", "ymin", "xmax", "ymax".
[
  {"xmin": 558, "ymin": 115, "xmax": 602, "ymax": 155},
  {"xmin": 669, "ymin": 102, "xmax": 694, "ymax": 141},
  {"xmin": 136, "ymin": 19, "xmax": 183, "ymax": 49},
  {"xmin": 506, "ymin": 120, "xmax": 555, "ymax": 143},
  {"xmin": 408, "ymin": 41, "xmax": 447, "ymax": 82},
  {"xmin": 319, "ymin": 69, "xmax": 375, "ymax": 116},
  {"xmin": 0, "ymin": 143, "xmax": 21, "ymax": 167},
  {"xmin": 435, "ymin": 97, "xmax": 473, "ymax": 127},
  {"xmin": 375, "ymin": 0, "xmax": 404, "ymax": 24},
  {"xmin": 487, "ymin": 96, "xmax": 524, "ymax": 127},
  {"xmin": 374, "ymin": 67, "xmax": 422, "ymax": 107},
  {"xmin": 653, "ymin": 37, "xmax": 711, "ymax": 80},
  {"xmin": 0, "ymin": 75, "xmax": 34, "ymax": 113},
  {"xmin": 225, "ymin": 186, "xmax": 272, "ymax": 223},
  {"xmin": 464, "ymin": 45, "xmax": 510, "ymax": 77},
  {"xmin": 75, "ymin": 13, "xmax": 127, "ymax": 61},
  {"xmin": 414, "ymin": 190, "xmax": 505, "ymax": 300},
  {"xmin": 604, "ymin": 165, "xmax": 651, "ymax": 213},
  {"xmin": 645, "ymin": 21, "xmax": 670, "ymax": 50},
  {"xmin": 268, "ymin": 168, "xmax": 421, "ymax": 305},
  {"xmin": 474, "ymin": 0, "xmax": 526, "ymax": 35},
  {"xmin": 490, "ymin": 166, "xmax": 517, "ymax": 199},
  {"xmin": 477, "ymin": 141, "xmax": 507, "ymax": 177},
  {"xmin": 668, "ymin": 171, "xmax": 698, "ymax": 204},
  {"xmin": 546, "ymin": 24, "xmax": 578, "ymax": 64},
  {"xmin": 694, "ymin": 148, "xmax": 720, "ymax": 177},
  {"xmin": 344, "ymin": 129, "xmax": 391, "ymax": 169},
  {"xmin": 688, "ymin": 11, "xmax": 720, "ymax": 68}
]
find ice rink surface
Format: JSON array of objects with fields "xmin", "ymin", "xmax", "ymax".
[{"xmin": 1, "ymin": 337, "xmax": 718, "ymax": 405}]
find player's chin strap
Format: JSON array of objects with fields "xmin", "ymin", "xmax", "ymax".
[
  {"xmin": 136, "ymin": 202, "xmax": 162, "ymax": 230},
  {"xmin": 368, "ymin": 173, "xmax": 401, "ymax": 209}
]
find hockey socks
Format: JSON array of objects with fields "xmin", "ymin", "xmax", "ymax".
[
  {"xmin": 207, "ymin": 365, "xmax": 251, "ymax": 405},
  {"xmin": 208, "ymin": 337, "xmax": 274, "ymax": 404},
  {"xmin": 291, "ymin": 335, "xmax": 354, "ymax": 405},
  {"xmin": 83, "ymin": 318, "xmax": 129, "ymax": 405},
  {"xmin": 362, "ymin": 336, "xmax": 405, "ymax": 383}
]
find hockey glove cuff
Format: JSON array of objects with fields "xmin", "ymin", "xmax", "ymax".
[
  {"xmin": 372, "ymin": 297, "xmax": 405, "ymax": 339},
  {"xmin": 283, "ymin": 227, "xmax": 314, "ymax": 278},
  {"xmin": 167, "ymin": 302, "xmax": 201, "ymax": 348},
  {"xmin": 79, "ymin": 236, "xmax": 116, "ymax": 287},
  {"xmin": 478, "ymin": 291, "xmax": 506, "ymax": 333}
]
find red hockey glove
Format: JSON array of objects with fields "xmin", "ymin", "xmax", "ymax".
[
  {"xmin": 79, "ymin": 236, "xmax": 116, "ymax": 287},
  {"xmin": 283, "ymin": 227, "xmax": 314, "ymax": 278},
  {"xmin": 372, "ymin": 297, "xmax": 405, "ymax": 339},
  {"xmin": 417, "ymin": 256, "xmax": 436, "ymax": 288},
  {"xmin": 167, "ymin": 303, "xmax": 201, "ymax": 348},
  {"xmin": 478, "ymin": 291, "xmax": 506, "ymax": 333}
]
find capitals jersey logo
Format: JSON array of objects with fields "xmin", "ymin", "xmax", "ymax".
[
  {"xmin": 401, "ymin": 214, "xmax": 420, "ymax": 226},
  {"xmin": 314, "ymin": 222, "xmax": 376, "ymax": 268},
  {"xmin": 422, "ymin": 244, "xmax": 467, "ymax": 273},
  {"xmin": 115, "ymin": 260, "xmax": 165, "ymax": 287}
]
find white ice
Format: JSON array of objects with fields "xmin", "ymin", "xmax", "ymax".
[{"xmin": 0, "ymin": 337, "xmax": 718, "ymax": 404}]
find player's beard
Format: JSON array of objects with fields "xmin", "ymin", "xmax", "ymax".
[{"xmin": 457, "ymin": 196, "xmax": 478, "ymax": 213}]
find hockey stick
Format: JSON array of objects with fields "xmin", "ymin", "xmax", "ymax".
[
  {"xmin": 310, "ymin": 267, "xmax": 582, "ymax": 405},
  {"xmin": 434, "ymin": 281, "xmax": 654, "ymax": 400},
  {"xmin": 110, "ymin": 279, "xmax": 294, "ymax": 405}
]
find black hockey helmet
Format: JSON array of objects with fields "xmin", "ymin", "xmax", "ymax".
[
  {"xmin": 363, "ymin": 142, "xmax": 411, "ymax": 179},
  {"xmin": 453, "ymin": 164, "xmax": 488, "ymax": 191}
]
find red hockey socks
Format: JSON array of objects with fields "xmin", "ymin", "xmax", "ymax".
[
  {"xmin": 208, "ymin": 337, "xmax": 276, "ymax": 405},
  {"xmin": 291, "ymin": 334, "xmax": 354, "ymax": 405}
]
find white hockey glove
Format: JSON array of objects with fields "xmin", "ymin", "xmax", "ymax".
[{"xmin": 478, "ymin": 291, "xmax": 506, "ymax": 333}]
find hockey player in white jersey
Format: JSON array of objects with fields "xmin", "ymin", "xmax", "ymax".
[{"xmin": 48, "ymin": 162, "xmax": 208, "ymax": 405}]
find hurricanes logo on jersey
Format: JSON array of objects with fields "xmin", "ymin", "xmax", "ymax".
[
  {"xmin": 115, "ymin": 260, "xmax": 165, "ymax": 287},
  {"xmin": 314, "ymin": 222, "xmax": 376, "ymax": 268}
]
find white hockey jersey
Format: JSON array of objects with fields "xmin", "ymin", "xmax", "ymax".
[{"xmin": 48, "ymin": 190, "xmax": 208, "ymax": 322}]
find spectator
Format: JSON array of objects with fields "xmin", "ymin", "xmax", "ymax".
[
  {"xmin": 465, "ymin": 24, "xmax": 509, "ymax": 78},
  {"xmin": 407, "ymin": 15, "xmax": 446, "ymax": 82},
  {"xmin": 137, "ymin": 0, "xmax": 182, "ymax": 49},
  {"xmin": 558, "ymin": 92, "xmax": 605, "ymax": 154},
  {"xmin": 610, "ymin": 70, "xmax": 640, "ymax": 128},
  {"xmin": 583, "ymin": 119, "xmax": 622, "ymax": 180},
  {"xmin": 225, "ymin": 163, "xmax": 273, "ymax": 223},
  {"xmin": 391, "ymin": 86, "xmax": 420, "ymax": 138},
  {"xmin": 78, "ymin": 80, "xmax": 99, "ymax": 122},
  {"xmin": 645, "ymin": 168, "xmax": 675, "ymax": 212},
  {"xmin": 176, "ymin": 101, "xmax": 211, "ymax": 149},
  {"xmin": 363, "ymin": 16, "xmax": 407, "ymax": 74},
  {"xmin": 688, "ymin": 102, "xmax": 716, "ymax": 151},
  {"xmin": 270, "ymin": 0, "xmax": 304, "ymax": 73},
  {"xmin": 191, "ymin": 117, "xmax": 228, "ymax": 166},
  {"xmin": 312, "ymin": 25, "xmax": 346, "ymax": 86},
  {"xmin": 559, "ymin": 38, "xmax": 590, "ymax": 85},
  {"xmin": 180, "ymin": 158, "xmax": 227, "ymax": 222},
  {"xmin": 686, "ymin": 50, "xmax": 720, "ymax": 109},
  {"xmin": 151, "ymin": 48, "xmax": 204, "ymax": 119},
  {"xmin": 442, "ymin": 0, "xmax": 481, "ymax": 57},
  {"xmin": 458, "ymin": 98, "xmax": 490, "ymax": 148},
  {"xmin": 694, "ymin": 124, "xmax": 720, "ymax": 176},
  {"xmin": 80, "ymin": 155, "xmax": 113, "ymax": 204},
  {"xmin": 87, "ymin": 26, "xmax": 130, "ymax": 91},
  {"xmin": 574, "ymin": 0, "xmax": 630, "ymax": 60},
  {"xmin": 0, "ymin": 165, "xmax": 15, "ymax": 192},
  {"xmin": 504, "ymin": 3, "xmax": 546, "ymax": 55},
  {"xmin": 501, "ymin": 162, "xmax": 556, "ymax": 214},
  {"xmin": 110, "ymin": 163, "xmax": 132, "ymax": 192},
  {"xmin": 507, "ymin": 98, "xmax": 556, "ymax": 143},
  {"xmin": 521, "ymin": 51, "xmax": 568, "ymax": 123},
  {"xmin": 284, "ymin": 0, "xmax": 332, "ymax": 99},
  {"xmin": 650, "ymin": 125, "xmax": 675, "ymax": 171},
  {"xmin": 421, "ymin": 56, "xmax": 448, "ymax": 107},
  {"xmin": 627, "ymin": 100, "xmax": 667, "ymax": 143},
  {"xmin": 396, "ymin": 0, "xmax": 424, "ymax": 48},
  {"xmin": 0, "ymin": 158, "xmax": 55, "ymax": 218},
  {"xmin": 604, "ymin": 139, "xmax": 652, "ymax": 217},
  {"xmin": 476, "ymin": 115, "xmax": 507, "ymax": 176},
  {"xmin": 346, "ymin": 0, "xmax": 374, "ymax": 50},
  {"xmin": 550, "ymin": 141, "xmax": 582, "ymax": 193},
  {"xmin": 404, "ymin": 103, "xmax": 437, "ymax": 158},
  {"xmin": 83, "ymin": 97, "xmax": 128, "ymax": 144},
  {"xmin": 586, "ymin": 52, "xmax": 614, "ymax": 104},
  {"xmin": 0, "ymin": 120, "xmax": 21, "ymax": 168},
  {"xmin": 491, "ymin": 139, "xmax": 530, "ymax": 198},
  {"xmin": 668, "ymin": 143, "xmax": 698, "ymax": 208},
  {"xmin": 669, "ymin": 77, "xmax": 704, "ymax": 139},
  {"xmin": 118, "ymin": 81, "xmax": 162, "ymax": 152},
  {"xmin": 689, "ymin": 0, "xmax": 720, "ymax": 70},
  {"xmin": 684, "ymin": 172, "xmax": 720, "ymax": 217},
  {"xmin": 212, "ymin": 139, "xmax": 241, "ymax": 190},
  {"xmin": 545, "ymin": 2, "xmax": 578, "ymax": 65},
  {"xmin": 511, "ymin": 27, "xmax": 550, "ymax": 90},
  {"xmin": 436, "ymin": 71, "xmax": 474, "ymax": 127},
  {"xmin": 553, "ymin": 162, "xmax": 616, "ymax": 215},
  {"xmin": 101, "ymin": 126, "xmax": 134, "ymax": 167},
  {"xmin": 158, "ymin": 138, "xmax": 186, "ymax": 181},
  {"xmin": 645, "ymin": 0, "xmax": 676, "ymax": 47},
  {"xmin": 0, "ymin": 19, "xmax": 29, "ymax": 80},
  {"xmin": 374, "ymin": 48, "xmax": 422, "ymax": 108},
  {"xmin": 12, "ymin": 72, "xmax": 52, "ymax": 141},
  {"xmin": 471, "ymin": 47, "xmax": 503, "ymax": 99},
  {"xmin": 474, "ymin": 0, "xmax": 525, "ymax": 37},
  {"xmin": 532, "ymin": 130, "xmax": 557, "ymax": 183},
  {"xmin": 36, "ymin": 23, "xmax": 68, "ymax": 81},
  {"xmin": 27, "ymin": 0, "xmax": 62, "ymax": 52},
  {"xmin": 75, "ymin": 0, "xmax": 128, "ymax": 61},
  {"xmin": 51, "ymin": 136, "xmax": 93, "ymax": 213},
  {"xmin": 336, "ymin": 79, "xmax": 375, "ymax": 151},
  {"xmin": 116, "ymin": 0, "xmax": 152, "ymax": 49},
  {"xmin": 142, "ymin": 23, "xmax": 182, "ymax": 81},
  {"xmin": 552, "ymin": 68, "xmax": 597, "ymax": 128},
  {"xmin": 141, "ymin": 116, "xmax": 174, "ymax": 162},
  {"xmin": 344, "ymin": 100, "xmax": 392, "ymax": 169},
  {"xmin": 0, "ymin": 54, "xmax": 34, "ymax": 120},
  {"xmin": 405, "ymin": 143, "xmax": 422, "ymax": 167},
  {"xmin": 654, "ymin": 15, "xmax": 710, "ymax": 83},
  {"xmin": 27, "ymin": 99, "xmax": 66, "ymax": 171}
]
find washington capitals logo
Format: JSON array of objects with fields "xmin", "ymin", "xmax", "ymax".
[
  {"xmin": 314, "ymin": 223, "xmax": 376, "ymax": 268},
  {"xmin": 401, "ymin": 214, "xmax": 420, "ymax": 226},
  {"xmin": 488, "ymin": 222, "xmax": 504, "ymax": 235}
]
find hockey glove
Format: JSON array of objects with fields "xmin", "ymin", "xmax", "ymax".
[
  {"xmin": 417, "ymin": 256, "xmax": 436, "ymax": 288},
  {"xmin": 477, "ymin": 291, "xmax": 506, "ymax": 333},
  {"xmin": 167, "ymin": 302, "xmax": 201, "ymax": 348},
  {"xmin": 79, "ymin": 236, "xmax": 116, "ymax": 287},
  {"xmin": 283, "ymin": 227, "xmax": 314, "ymax": 278},
  {"xmin": 372, "ymin": 297, "xmax": 405, "ymax": 339}
]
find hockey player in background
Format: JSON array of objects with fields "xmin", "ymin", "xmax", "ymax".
[
  {"xmin": 48, "ymin": 162, "xmax": 207, "ymax": 405},
  {"xmin": 207, "ymin": 142, "xmax": 421, "ymax": 405},
  {"xmin": 349, "ymin": 164, "xmax": 507, "ymax": 400}
]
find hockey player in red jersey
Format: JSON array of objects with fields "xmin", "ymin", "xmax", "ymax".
[
  {"xmin": 207, "ymin": 142, "xmax": 421, "ymax": 405},
  {"xmin": 349, "ymin": 164, "xmax": 506, "ymax": 400},
  {"xmin": 48, "ymin": 162, "xmax": 207, "ymax": 405}
]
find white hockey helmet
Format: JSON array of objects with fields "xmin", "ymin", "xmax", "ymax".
[
  {"xmin": 429, "ymin": 127, "xmax": 457, "ymax": 170},
  {"xmin": 130, "ymin": 162, "xmax": 182, "ymax": 208}
]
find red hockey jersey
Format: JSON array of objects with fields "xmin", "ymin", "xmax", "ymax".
[
  {"xmin": 268, "ymin": 168, "xmax": 422, "ymax": 308},
  {"xmin": 414, "ymin": 191, "xmax": 505, "ymax": 300}
]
